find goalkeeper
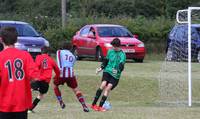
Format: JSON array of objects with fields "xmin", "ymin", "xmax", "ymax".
[{"xmin": 91, "ymin": 38, "xmax": 126, "ymax": 112}]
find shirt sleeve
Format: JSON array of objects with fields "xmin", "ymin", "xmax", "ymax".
[
  {"xmin": 120, "ymin": 51, "xmax": 126, "ymax": 63},
  {"xmin": 0, "ymin": 69, "xmax": 1, "ymax": 85},
  {"xmin": 118, "ymin": 51, "xmax": 126, "ymax": 72},
  {"xmin": 106, "ymin": 50, "xmax": 111, "ymax": 59},
  {"xmin": 27, "ymin": 53, "xmax": 39, "ymax": 80},
  {"xmin": 35, "ymin": 56, "xmax": 41, "ymax": 69},
  {"xmin": 56, "ymin": 50, "xmax": 61, "ymax": 68},
  {"xmin": 52, "ymin": 58, "xmax": 60, "ymax": 79},
  {"xmin": 101, "ymin": 50, "xmax": 110, "ymax": 69}
]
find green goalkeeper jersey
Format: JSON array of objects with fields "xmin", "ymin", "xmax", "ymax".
[{"xmin": 103, "ymin": 49, "xmax": 126, "ymax": 79}]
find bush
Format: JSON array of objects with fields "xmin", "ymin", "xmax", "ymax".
[
  {"xmin": 44, "ymin": 23, "xmax": 80, "ymax": 52},
  {"xmin": 42, "ymin": 16, "xmax": 174, "ymax": 53},
  {"xmin": 0, "ymin": 13, "xmax": 175, "ymax": 54}
]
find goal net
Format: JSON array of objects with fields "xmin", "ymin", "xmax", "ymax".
[{"xmin": 159, "ymin": 7, "xmax": 200, "ymax": 106}]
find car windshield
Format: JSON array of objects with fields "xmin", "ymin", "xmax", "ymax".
[
  {"xmin": 1, "ymin": 23, "xmax": 40, "ymax": 37},
  {"xmin": 97, "ymin": 26, "xmax": 133, "ymax": 37}
]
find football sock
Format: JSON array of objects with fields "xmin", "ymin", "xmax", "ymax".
[
  {"xmin": 92, "ymin": 88, "xmax": 103, "ymax": 105},
  {"xmin": 30, "ymin": 98, "xmax": 40, "ymax": 110},
  {"xmin": 54, "ymin": 86, "xmax": 63, "ymax": 102},
  {"xmin": 99, "ymin": 95, "xmax": 107, "ymax": 107},
  {"xmin": 76, "ymin": 92, "xmax": 87, "ymax": 108}
]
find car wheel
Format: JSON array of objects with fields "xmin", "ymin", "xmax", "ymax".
[
  {"xmin": 134, "ymin": 59, "xmax": 143, "ymax": 63},
  {"xmin": 72, "ymin": 47, "xmax": 81, "ymax": 60},
  {"xmin": 0, "ymin": 43, "xmax": 3, "ymax": 51},
  {"xmin": 96, "ymin": 48, "xmax": 104, "ymax": 61},
  {"xmin": 197, "ymin": 50, "xmax": 200, "ymax": 63},
  {"xmin": 166, "ymin": 48, "xmax": 173, "ymax": 61}
]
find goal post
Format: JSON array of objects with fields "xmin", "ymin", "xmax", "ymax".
[{"xmin": 176, "ymin": 7, "xmax": 200, "ymax": 107}]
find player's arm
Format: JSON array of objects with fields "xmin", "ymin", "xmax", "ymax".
[
  {"xmin": 0, "ymin": 69, "xmax": 1, "ymax": 86},
  {"xmin": 101, "ymin": 58, "xmax": 108, "ymax": 69},
  {"xmin": 52, "ymin": 58, "xmax": 60, "ymax": 80},
  {"xmin": 100, "ymin": 50, "xmax": 111, "ymax": 69},
  {"xmin": 35, "ymin": 55, "xmax": 41, "ymax": 69},
  {"xmin": 96, "ymin": 50, "xmax": 110, "ymax": 74},
  {"xmin": 118, "ymin": 52, "xmax": 126, "ymax": 72},
  {"xmin": 27, "ymin": 53, "xmax": 39, "ymax": 80},
  {"xmin": 56, "ymin": 50, "xmax": 61, "ymax": 69}
]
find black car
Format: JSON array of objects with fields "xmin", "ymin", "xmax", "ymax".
[{"xmin": 166, "ymin": 24, "xmax": 200, "ymax": 62}]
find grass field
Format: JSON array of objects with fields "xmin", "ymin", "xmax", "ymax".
[{"xmin": 29, "ymin": 57, "xmax": 200, "ymax": 119}]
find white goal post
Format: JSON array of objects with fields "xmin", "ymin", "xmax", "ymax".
[{"xmin": 176, "ymin": 7, "xmax": 200, "ymax": 107}]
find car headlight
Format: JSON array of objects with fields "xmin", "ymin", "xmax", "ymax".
[
  {"xmin": 137, "ymin": 43, "xmax": 144, "ymax": 47},
  {"xmin": 44, "ymin": 40, "xmax": 50, "ymax": 47},
  {"xmin": 104, "ymin": 43, "xmax": 112, "ymax": 47}
]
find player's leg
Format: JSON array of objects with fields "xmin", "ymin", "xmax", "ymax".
[
  {"xmin": 91, "ymin": 81, "xmax": 107, "ymax": 106},
  {"xmin": 98, "ymin": 73, "xmax": 119, "ymax": 112},
  {"xmin": 29, "ymin": 81, "xmax": 49, "ymax": 112},
  {"xmin": 29, "ymin": 94, "xmax": 44, "ymax": 112},
  {"xmin": 67, "ymin": 77, "xmax": 89, "ymax": 112},
  {"xmin": 91, "ymin": 72, "xmax": 110, "ymax": 109},
  {"xmin": 0, "ymin": 112, "xmax": 12, "ymax": 119},
  {"xmin": 53, "ymin": 79, "xmax": 65, "ymax": 109},
  {"xmin": 0, "ymin": 111, "xmax": 27, "ymax": 119},
  {"xmin": 14, "ymin": 111, "xmax": 28, "ymax": 119},
  {"xmin": 71, "ymin": 87, "xmax": 89, "ymax": 112},
  {"xmin": 29, "ymin": 81, "xmax": 40, "ymax": 112},
  {"xmin": 98, "ymin": 83, "xmax": 113, "ymax": 112}
]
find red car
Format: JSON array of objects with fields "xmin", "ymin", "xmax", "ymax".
[{"xmin": 72, "ymin": 24, "xmax": 146, "ymax": 62}]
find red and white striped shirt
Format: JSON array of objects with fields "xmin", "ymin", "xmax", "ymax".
[{"xmin": 56, "ymin": 50, "xmax": 76, "ymax": 78}]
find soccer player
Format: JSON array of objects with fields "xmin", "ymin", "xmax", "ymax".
[
  {"xmin": 28, "ymin": 47, "xmax": 60, "ymax": 112},
  {"xmin": 91, "ymin": 38, "xmax": 126, "ymax": 112},
  {"xmin": 0, "ymin": 26, "xmax": 38, "ymax": 119},
  {"xmin": 53, "ymin": 41, "xmax": 89, "ymax": 112}
]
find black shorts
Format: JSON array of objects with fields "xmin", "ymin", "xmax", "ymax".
[
  {"xmin": 31, "ymin": 80, "xmax": 49, "ymax": 94},
  {"xmin": 102, "ymin": 72, "xmax": 119, "ymax": 90},
  {"xmin": 0, "ymin": 111, "xmax": 27, "ymax": 119}
]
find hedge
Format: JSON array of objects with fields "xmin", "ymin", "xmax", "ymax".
[{"xmin": 0, "ymin": 14, "xmax": 175, "ymax": 53}]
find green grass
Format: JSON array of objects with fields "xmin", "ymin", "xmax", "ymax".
[{"xmin": 29, "ymin": 59, "xmax": 200, "ymax": 119}]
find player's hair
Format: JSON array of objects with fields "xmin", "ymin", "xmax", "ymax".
[
  {"xmin": 111, "ymin": 38, "xmax": 121, "ymax": 47},
  {"xmin": 42, "ymin": 46, "xmax": 50, "ymax": 54},
  {"xmin": 0, "ymin": 26, "xmax": 18, "ymax": 45},
  {"xmin": 59, "ymin": 41, "xmax": 72, "ymax": 50}
]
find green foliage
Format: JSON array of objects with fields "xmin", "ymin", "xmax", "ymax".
[
  {"xmin": 0, "ymin": 0, "xmax": 17, "ymax": 13},
  {"xmin": 1, "ymin": 0, "xmax": 198, "ymax": 53},
  {"xmin": 1, "ymin": 0, "xmax": 200, "ymax": 18},
  {"xmin": 15, "ymin": 0, "xmax": 60, "ymax": 16},
  {"xmin": 41, "ymin": 16, "xmax": 174, "ymax": 53},
  {"xmin": 44, "ymin": 23, "xmax": 80, "ymax": 52}
]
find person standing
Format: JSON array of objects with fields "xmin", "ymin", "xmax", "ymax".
[
  {"xmin": 0, "ymin": 26, "xmax": 38, "ymax": 119},
  {"xmin": 53, "ymin": 41, "xmax": 89, "ymax": 112},
  {"xmin": 91, "ymin": 38, "xmax": 126, "ymax": 112}
]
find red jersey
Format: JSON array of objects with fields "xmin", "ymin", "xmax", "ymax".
[
  {"xmin": 0, "ymin": 48, "xmax": 38, "ymax": 112},
  {"xmin": 35, "ymin": 54, "xmax": 60, "ymax": 83}
]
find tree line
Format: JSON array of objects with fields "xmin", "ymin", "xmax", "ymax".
[
  {"xmin": 0, "ymin": 0, "xmax": 200, "ymax": 53},
  {"xmin": 1, "ymin": 0, "xmax": 199, "ymax": 18}
]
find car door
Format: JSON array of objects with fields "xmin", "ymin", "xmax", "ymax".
[
  {"xmin": 86, "ymin": 27, "xmax": 98, "ymax": 56},
  {"xmin": 77, "ymin": 26, "xmax": 90, "ymax": 55}
]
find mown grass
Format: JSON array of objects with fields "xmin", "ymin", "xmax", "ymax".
[{"xmin": 29, "ymin": 57, "xmax": 200, "ymax": 119}]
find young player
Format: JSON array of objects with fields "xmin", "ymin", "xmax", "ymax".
[
  {"xmin": 91, "ymin": 38, "xmax": 126, "ymax": 112},
  {"xmin": 28, "ymin": 47, "xmax": 60, "ymax": 112},
  {"xmin": 53, "ymin": 41, "xmax": 89, "ymax": 112},
  {"xmin": 0, "ymin": 26, "xmax": 38, "ymax": 119}
]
